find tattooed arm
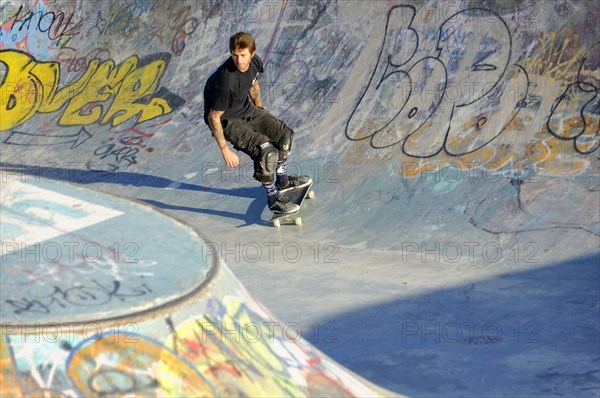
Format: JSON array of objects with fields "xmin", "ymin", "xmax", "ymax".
[
  {"xmin": 249, "ymin": 79, "xmax": 262, "ymax": 108},
  {"xmin": 208, "ymin": 109, "xmax": 239, "ymax": 167}
]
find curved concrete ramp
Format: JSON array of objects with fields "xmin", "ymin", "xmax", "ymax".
[
  {"xmin": 1, "ymin": 0, "xmax": 599, "ymax": 396},
  {"xmin": 0, "ymin": 175, "xmax": 390, "ymax": 396}
]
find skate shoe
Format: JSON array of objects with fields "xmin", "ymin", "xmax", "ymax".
[
  {"xmin": 276, "ymin": 175, "xmax": 312, "ymax": 192},
  {"xmin": 268, "ymin": 197, "xmax": 300, "ymax": 214}
]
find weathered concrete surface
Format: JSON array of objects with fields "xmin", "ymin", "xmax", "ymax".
[{"xmin": 1, "ymin": 0, "xmax": 599, "ymax": 396}]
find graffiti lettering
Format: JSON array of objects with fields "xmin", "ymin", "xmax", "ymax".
[
  {"xmin": 99, "ymin": 2, "xmax": 145, "ymax": 38},
  {"xmin": 546, "ymin": 41, "xmax": 600, "ymax": 154},
  {"xmin": 0, "ymin": 49, "xmax": 185, "ymax": 131},
  {"xmin": 345, "ymin": 5, "xmax": 598, "ymax": 177},
  {"xmin": 164, "ymin": 5, "xmax": 199, "ymax": 56},
  {"xmin": 93, "ymin": 140, "xmax": 139, "ymax": 167},
  {"xmin": 56, "ymin": 48, "xmax": 111, "ymax": 73},
  {"xmin": 3, "ymin": 4, "xmax": 81, "ymax": 50},
  {"xmin": 4, "ymin": 279, "xmax": 153, "ymax": 314},
  {"xmin": 346, "ymin": 6, "xmax": 524, "ymax": 154}
]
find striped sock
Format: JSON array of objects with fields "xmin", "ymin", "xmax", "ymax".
[
  {"xmin": 276, "ymin": 161, "xmax": 287, "ymax": 185},
  {"xmin": 263, "ymin": 182, "xmax": 280, "ymax": 205}
]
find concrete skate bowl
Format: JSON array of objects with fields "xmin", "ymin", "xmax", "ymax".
[{"xmin": 1, "ymin": 0, "xmax": 599, "ymax": 396}]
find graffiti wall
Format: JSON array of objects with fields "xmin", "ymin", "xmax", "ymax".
[
  {"xmin": 1, "ymin": 0, "xmax": 597, "ymax": 177},
  {"xmin": 0, "ymin": 0, "xmax": 194, "ymax": 173},
  {"xmin": 343, "ymin": 3, "xmax": 599, "ymax": 178}
]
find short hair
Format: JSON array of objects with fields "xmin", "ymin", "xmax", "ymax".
[{"xmin": 229, "ymin": 32, "xmax": 256, "ymax": 53}]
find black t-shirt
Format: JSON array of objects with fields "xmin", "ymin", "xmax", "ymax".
[{"xmin": 203, "ymin": 55, "xmax": 264, "ymax": 126}]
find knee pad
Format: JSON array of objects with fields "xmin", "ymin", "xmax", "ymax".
[
  {"xmin": 277, "ymin": 129, "xmax": 294, "ymax": 161},
  {"xmin": 253, "ymin": 142, "xmax": 279, "ymax": 183}
]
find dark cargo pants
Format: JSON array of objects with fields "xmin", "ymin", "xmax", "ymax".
[{"xmin": 222, "ymin": 107, "xmax": 294, "ymax": 183}]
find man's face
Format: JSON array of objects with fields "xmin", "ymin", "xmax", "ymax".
[{"xmin": 231, "ymin": 48, "xmax": 254, "ymax": 72}]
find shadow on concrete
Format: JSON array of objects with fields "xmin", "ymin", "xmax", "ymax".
[
  {"xmin": 1, "ymin": 162, "xmax": 266, "ymax": 225},
  {"xmin": 141, "ymin": 197, "xmax": 268, "ymax": 227},
  {"xmin": 310, "ymin": 252, "xmax": 600, "ymax": 396}
]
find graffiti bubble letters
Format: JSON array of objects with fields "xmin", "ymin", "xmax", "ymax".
[
  {"xmin": 345, "ymin": 5, "xmax": 529, "ymax": 159},
  {"xmin": 547, "ymin": 41, "xmax": 600, "ymax": 155},
  {"xmin": 0, "ymin": 49, "xmax": 185, "ymax": 131}
]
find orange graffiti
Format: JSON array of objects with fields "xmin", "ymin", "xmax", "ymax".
[
  {"xmin": 164, "ymin": 296, "xmax": 362, "ymax": 397},
  {"xmin": 0, "ymin": 340, "xmax": 24, "ymax": 398},
  {"xmin": 164, "ymin": 301, "xmax": 304, "ymax": 397},
  {"xmin": 67, "ymin": 333, "xmax": 213, "ymax": 397}
]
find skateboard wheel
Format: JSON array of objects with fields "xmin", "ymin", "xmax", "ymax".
[
  {"xmin": 307, "ymin": 190, "xmax": 315, "ymax": 199},
  {"xmin": 295, "ymin": 217, "xmax": 302, "ymax": 226},
  {"xmin": 273, "ymin": 219, "xmax": 281, "ymax": 228}
]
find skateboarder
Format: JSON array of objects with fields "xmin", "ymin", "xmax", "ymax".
[{"xmin": 203, "ymin": 32, "xmax": 310, "ymax": 214}]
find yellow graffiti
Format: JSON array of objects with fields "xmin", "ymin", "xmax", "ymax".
[
  {"xmin": 524, "ymin": 32, "xmax": 586, "ymax": 80},
  {"xmin": 0, "ymin": 49, "xmax": 175, "ymax": 131},
  {"xmin": 0, "ymin": 340, "xmax": 24, "ymax": 397},
  {"xmin": 163, "ymin": 296, "xmax": 357, "ymax": 397},
  {"xmin": 67, "ymin": 333, "xmax": 213, "ymax": 397},
  {"xmin": 400, "ymin": 145, "xmax": 512, "ymax": 177},
  {"xmin": 163, "ymin": 299, "xmax": 304, "ymax": 397},
  {"xmin": 0, "ymin": 50, "xmax": 60, "ymax": 131},
  {"xmin": 400, "ymin": 132, "xmax": 591, "ymax": 178},
  {"xmin": 532, "ymin": 137, "xmax": 591, "ymax": 175},
  {"xmin": 17, "ymin": 389, "xmax": 66, "ymax": 398}
]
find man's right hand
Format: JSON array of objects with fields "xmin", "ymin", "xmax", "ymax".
[
  {"xmin": 221, "ymin": 147, "xmax": 240, "ymax": 168},
  {"xmin": 208, "ymin": 109, "xmax": 239, "ymax": 167}
]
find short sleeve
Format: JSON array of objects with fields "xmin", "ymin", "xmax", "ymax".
[{"xmin": 253, "ymin": 55, "xmax": 264, "ymax": 75}]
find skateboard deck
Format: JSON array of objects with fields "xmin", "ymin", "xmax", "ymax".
[{"xmin": 270, "ymin": 181, "xmax": 315, "ymax": 227}]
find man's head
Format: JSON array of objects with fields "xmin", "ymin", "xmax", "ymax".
[{"xmin": 229, "ymin": 32, "xmax": 256, "ymax": 72}]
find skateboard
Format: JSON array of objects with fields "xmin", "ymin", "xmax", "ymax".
[{"xmin": 270, "ymin": 181, "xmax": 315, "ymax": 227}]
